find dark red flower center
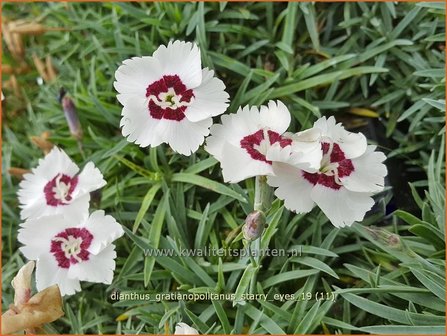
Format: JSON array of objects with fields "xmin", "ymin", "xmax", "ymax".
[
  {"xmin": 44, "ymin": 174, "xmax": 78, "ymax": 207},
  {"xmin": 240, "ymin": 129, "xmax": 292, "ymax": 164},
  {"xmin": 302, "ymin": 142, "xmax": 354, "ymax": 190},
  {"xmin": 146, "ymin": 75, "xmax": 195, "ymax": 122},
  {"xmin": 50, "ymin": 227, "xmax": 93, "ymax": 269}
]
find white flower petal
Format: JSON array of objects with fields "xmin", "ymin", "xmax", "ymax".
[
  {"xmin": 76, "ymin": 162, "xmax": 106, "ymax": 195},
  {"xmin": 155, "ymin": 117, "xmax": 212, "ymax": 156},
  {"xmin": 265, "ymin": 142, "xmax": 293, "ymax": 163},
  {"xmin": 259, "ymin": 100, "xmax": 291, "ymax": 134},
  {"xmin": 184, "ymin": 68, "xmax": 229, "ymax": 122},
  {"xmin": 19, "ymin": 193, "xmax": 90, "ymax": 222},
  {"xmin": 268, "ymin": 163, "xmax": 315, "ymax": 213},
  {"xmin": 18, "ymin": 214, "xmax": 76, "ymax": 259},
  {"xmin": 341, "ymin": 145, "xmax": 387, "ymax": 193},
  {"xmin": 35, "ymin": 254, "xmax": 81, "ymax": 296},
  {"xmin": 205, "ymin": 123, "xmax": 226, "ymax": 161},
  {"xmin": 153, "ymin": 40, "xmax": 202, "ymax": 89},
  {"xmin": 24, "ymin": 147, "xmax": 79, "ymax": 182},
  {"xmin": 266, "ymin": 138, "xmax": 322, "ymax": 173},
  {"xmin": 17, "ymin": 175, "xmax": 47, "ymax": 206},
  {"xmin": 84, "ymin": 210, "xmax": 124, "ymax": 255},
  {"xmin": 114, "ymin": 56, "xmax": 163, "ymax": 96},
  {"xmin": 310, "ymin": 185, "xmax": 375, "ymax": 228},
  {"xmin": 220, "ymin": 143, "xmax": 273, "ymax": 183},
  {"xmin": 58, "ymin": 195, "xmax": 91, "ymax": 221},
  {"xmin": 233, "ymin": 105, "xmax": 264, "ymax": 136},
  {"xmin": 289, "ymin": 144, "xmax": 322, "ymax": 172},
  {"xmin": 119, "ymin": 96, "xmax": 164, "ymax": 148},
  {"xmin": 206, "ymin": 107, "xmax": 260, "ymax": 160},
  {"xmin": 175, "ymin": 322, "xmax": 199, "ymax": 335},
  {"xmin": 67, "ymin": 244, "xmax": 116, "ymax": 284},
  {"xmin": 313, "ymin": 116, "xmax": 367, "ymax": 159},
  {"xmin": 290, "ymin": 127, "xmax": 322, "ymax": 154}
]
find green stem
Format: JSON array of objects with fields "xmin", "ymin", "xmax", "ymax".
[
  {"xmin": 249, "ymin": 175, "xmax": 271, "ymax": 293},
  {"xmin": 253, "ymin": 175, "xmax": 271, "ymax": 212}
]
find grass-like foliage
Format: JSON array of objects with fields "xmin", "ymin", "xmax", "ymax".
[{"xmin": 2, "ymin": 2, "xmax": 445, "ymax": 334}]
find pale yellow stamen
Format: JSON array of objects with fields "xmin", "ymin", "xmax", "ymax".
[
  {"xmin": 51, "ymin": 174, "xmax": 71, "ymax": 203},
  {"xmin": 52, "ymin": 236, "xmax": 83, "ymax": 262}
]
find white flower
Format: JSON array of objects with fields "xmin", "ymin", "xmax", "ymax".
[
  {"xmin": 18, "ymin": 147, "xmax": 106, "ymax": 221},
  {"xmin": 114, "ymin": 40, "xmax": 229, "ymax": 156},
  {"xmin": 18, "ymin": 210, "xmax": 124, "ymax": 296},
  {"xmin": 174, "ymin": 322, "xmax": 199, "ymax": 334},
  {"xmin": 206, "ymin": 100, "xmax": 319, "ymax": 183},
  {"xmin": 267, "ymin": 116, "xmax": 387, "ymax": 228}
]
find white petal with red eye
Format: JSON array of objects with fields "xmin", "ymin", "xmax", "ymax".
[
  {"xmin": 120, "ymin": 96, "xmax": 163, "ymax": 147},
  {"xmin": 206, "ymin": 101, "xmax": 293, "ymax": 183},
  {"xmin": 114, "ymin": 56, "xmax": 163, "ymax": 96},
  {"xmin": 340, "ymin": 145, "xmax": 387, "ymax": 193},
  {"xmin": 259, "ymin": 100, "xmax": 291, "ymax": 134},
  {"xmin": 18, "ymin": 210, "xmax": 123, "ymax": 296},
  {"xmin": 18, "ymin": 147, "xmax": 105, "ymax": 221},
  {"xmin": 115, "ymin": 41, "xmax": 229, "ymax": 155},
  {"xmin": 155, "ymin": 117, "xmax": 213, "ymax": 156},
  {"xmin": 313, "ymin": 116, "xmax": 367, "ymax": 159},
  {"xmin": 20, "ymin": 147, "xmax": 78, "ymax": 186},
  {"xmin": 84, "ymin": 210, "xmax": 124, "ymax": 255},
  {"xmin": 220, "ymin": 142, "xmax": 273, "ymax": 183},
  {"xmin": 68, "ymin": 244, "xmax": 116, "ymax": 284},
  {"xmin": 18, "ymin": 215, "xmax": 74, "ymax": 258},
  {"xmin": 206, "ymin": 105, "xmax": 261, "ymax": 161},
  {"xmin": 35, "ymin": 254, "xmax": 81, "ymax": 295},
  {"xmin": 153, "ymin": 40, "xmax": 202, "ymax": 89},
  {"xmin": 310, "ymin": 185, "xmax": 375, "ymax": 228},
  {"xmin": 184, "ymin": 68, "xmax": 229, "ymax": 122},
  {"xmin": 268, "ymin": 163, "xmax": 315, "ymax": 213}
]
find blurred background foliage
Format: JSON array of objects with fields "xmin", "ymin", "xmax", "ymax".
[{"xmin": 2, "ymin": 2, "xmax": 445, "ymax": 334}]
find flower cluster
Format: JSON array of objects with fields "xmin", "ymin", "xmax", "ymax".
[
  {"xmin": 207, "ymin": 104, "xmax": 387, "ymax": 228},
  {"xmin": 17, "ymin": 147, "xmax": 124, "ymax": 296},
  {"xmin": 115, "ymin": 39, "xmax": 387, "ymax": 228}
]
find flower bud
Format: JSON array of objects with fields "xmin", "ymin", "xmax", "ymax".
[
  {"xmin": 242, "ymin": 210, "xmax": 266, "ymax": 241},
  {"xmin": 366, "ymin": 226, "xmax": 402, "ymax": 249},
  {"xmin": 60, "ymin": 88, "xmax": 82, "ymax": 140},
  {"xmin": 387, "ymin": 233, "xmax": 401, "ymax": 248}
]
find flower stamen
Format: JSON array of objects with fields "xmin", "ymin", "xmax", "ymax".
[
  {"xmin": 51, "ymin": 174, "xmax": 72, "ymax": 203},
  {"xmin": 302, "ymin": 142, "xmax": 354, "ymax": 190},
  {"xmin": 146, "ymin": 75, "xmax": 195, "ymax": 121},
  {"xmin": 44, "ymin": 173, "xmax": 78, "ymax": 207},
  {"xmin": 50, "ymin": 228, "xmax": 93, "ymax": 268}
]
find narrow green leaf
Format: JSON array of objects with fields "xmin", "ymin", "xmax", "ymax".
[
  {"xmin": 268, "ymin": 67, "xmax": 388, "ymax": 98},
  {"xmin": 144, "ymin": 192, "xmax": 169, "ymax": 286},
  {"xmin": 171, "ymin": 173, "xmax": 247, "ymax": 202},
  {"xmin": 262, "ymin": 269, "xmax": 319, "ymax": 288},
  {"xmin": 133, "ymin": 183, "xmax": 161, "ymax": 233}
]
